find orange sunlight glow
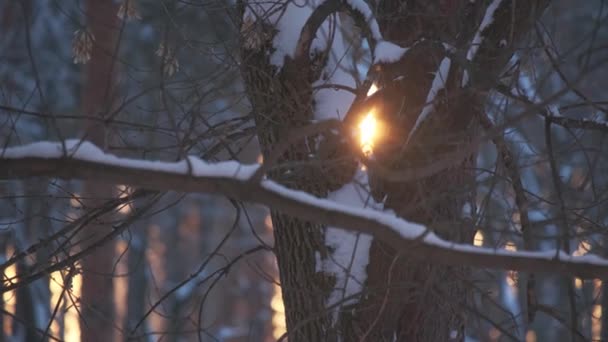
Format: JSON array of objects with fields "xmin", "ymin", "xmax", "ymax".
[
  {"xmin": 49, "ymin": 271, "xmax": 63, "ymax": 338},
  {"xmin": 114, "ymin": 240, "xmax": 129, "ymax": 341},
  {"xmin": 593, "ymin": 279, "xmax": 602, "ymax": 340},
  {"xmin": 116, "ymin": 185, "xmax": 133, "ymax": 214},
  {"xmin": 504, "ymin": 241, "xmax": 518, "ymax": 289},
  {"xmin": 525, "ymin": 330, "xmax": 537, "ymax": 342},
  {"xmin": 3, "ymin": 245, "xmax": 16, "ymax": 336},
  {"xmin": 271, "ymin": 282, "xmax": 286, "ymax": 340},
  {"xmin": 64, "ymin": 268, "xmax": 82, "ymax": 342},
  {"xmin": 358, "ymin": 110, "xmax": 378, "ymax": 156},
  {"xmin": 48, "ymin": 263, "xmax": 82, "ymax": 341},
  {"xmin": 473, "ymin": 231, "xmax": 484, "ymax": 247},
  {"xmin": 574, "ymin": 240, "xmax": 591, "ymax": 289}
]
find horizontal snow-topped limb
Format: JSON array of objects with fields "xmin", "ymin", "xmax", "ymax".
[
  {"xmin": 1, "ymin": 139, "xmax": 258, "ymax": 180},
  {"xmin": 242, "ymin": 0, "xmax": 382, "ymax": 67},
  {"xmin": 408, "ymin": 56, "xmax": 452, "ymax": 142},
  {"xmin": 5, "ymin": 140, "xmax": 608, "ymax": 279},
  {"xmin": 373, "ymin": 40, "xmax": 409, "ymax": 64},
  {"xmin": 462, "ymin": 0, "xmax": 504, "ymax": 86}
]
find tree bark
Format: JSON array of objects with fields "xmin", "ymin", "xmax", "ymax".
[
  {"xmin": 79, "ymin": 1, "xmax": 119, "ymax": 341},
  {"xmin": 240, "ymin": 42, "xmax": 337, "ymax": 340},
  {"xmin": 238, "ymin": 1, "xmax": 550, "ymax": 340}
]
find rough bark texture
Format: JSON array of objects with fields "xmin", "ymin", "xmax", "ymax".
[
  {"xmin": 239, "ymin": 0, "xmax": 550, "ymax": 341},
  {"xmin": 240, "ymin": 35, "xmax": 339, "ymax": 340}
]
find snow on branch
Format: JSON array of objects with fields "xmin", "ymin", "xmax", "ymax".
[
  {"xmin": 3, "ymin": 140, "xmax": 608, "ymax": 279},
  {"xmin": 407, "ymin": 56, "xmax": 452, "ymax": 142},
  {"xmin": 374, "ymin": 40, "xmax": 409, "ymax": 64},
  {"xmin": 545, "ymin": 114, "xmax": 608, "ymax": 132},
  {"xmin": 344, "ymin": 0, "xmax": 382, "ymax": 41},
  {"xmin": 246, "ymin": 0, "xmax": 382, "ymax": 67},
  {"xmin": 244, "ymin": 0, "xmax": 327, "ymax": 67},
  {"xmin": 462, "ymin": 0, "xmax": 503, "ymax": 86}
]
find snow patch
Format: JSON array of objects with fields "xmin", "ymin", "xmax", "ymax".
[
  {"xmin": 313, "ymin": 14, "xmax": 356, "ymax": 121},
  {"xmin": 244, "ymin": 0, "xmax": 321, "ymax": 67},
  {"xmin": 245, "ymin": 0, "xmax": 381, "ymax": 68},
  {"xmin": 345, "ymin": 0, "xmax": 382, "ymax": 40},
  {"xmin": 547, "ymin": 104, "xmax": 561, "ymax": 117},
  {"xmin": 321, "ymin": 171, "xmax": 380, "ymax": 318},
  {"xmin": 462, "ymin": 0, "xmax": 503, "ymax": 86},
  {"xmin": 408, "ymin": 56, "xmax": 451, "ymax": 141},
  {"xmin": 374, "ymin": 40, "xmax": 409, "ymax": 64}
]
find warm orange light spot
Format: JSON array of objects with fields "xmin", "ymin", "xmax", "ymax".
[
  {"xmin": 504, "ymin": 241, "xmax": 518, "ymax": 289},
  {"xmin": 64, "ymin": 268, "xmax": 82, "ymax": 342},
  {"xmin": 264, "ymin": 214, "xmax": 273, "ymax": 230},
  {"xmin": 116, "ymin": 185, "xmax": 133, "ymax": 214},
  {"xmin": 3, "ymin": 245, "xmax": 16, "ymax": 336},
  {"xmin": 504, "ymin": 241, "xmax": 517, "ymax": 252},
  {"xmin": 525, "ymin": 330, "xmax": 537, "ymax": 342},
  {"xmin": 573, "ymin": 240, "xmax": 591, "ymax": 256},
  {"xmin": 114, "ymin": 240, "xmax": 129, "ymax": 341},
  {"xmin": 48, "ymin": 264, "xmax": 82, "ymax": 341},
  {"xmin": 593, "ymin": 279, "xmax": 602, "ymax": 342},
  {"xmin": 271, "ymin": 282, "xmax": 286, "ymax": 340},
  {"xmin": 49, "ymin": 270, "xmax": 63, "ymax": 338},
  {"xmin": 473, "ymin": 231, "xmax": 484, "ymax": 247},
  {"xmin": 358, "ymin": 110, "xmax": 378, "ymax": 156},
  {"xmin": 489, "ymin": 327, "xmax": 501, "ymax": 341},
  {"xmin": 70, "ymin": 193, "xmax": 82, "ymax": 208}
]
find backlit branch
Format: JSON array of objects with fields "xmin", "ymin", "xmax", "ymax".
[{"xmin": 2, "ymin": 140, "xmax": 608, "ymax": 280}]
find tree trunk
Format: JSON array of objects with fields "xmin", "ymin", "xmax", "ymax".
[
  {"xmin": 241, "ymin": 46, "xmax": 337, "ymax": 339},
  {"xmin": 124, "ymin": 224, "xmax": 148, "ymax": 341},
  {"xmin": 79, "ymin": 1, "xmax": 119, "ymax": 341},
  {"xmin": 239, "ymin": 1, "xmax": 550, "ymax": 340}
]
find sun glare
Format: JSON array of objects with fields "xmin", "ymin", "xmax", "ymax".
[
  {"xmin": 358, "ymin": 110, "xmax": 378, "ymax": 156},
  {"xmin": 367, "ymin": 83, "xmax": 379, "ymax": 96}
]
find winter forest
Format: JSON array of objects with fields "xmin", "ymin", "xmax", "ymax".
[{"xmin": 1, "ymin": 0, "xmax": 608, "ymax": 341}]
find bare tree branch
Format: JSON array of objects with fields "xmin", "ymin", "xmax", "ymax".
[{"xmin": 2, "ymin": 141, "xmax": 608, "ymax": 281}]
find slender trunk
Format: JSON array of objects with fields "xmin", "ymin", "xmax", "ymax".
[
  {"xmin": 601, "ymin": 239, "xmax": 608, "ymax": 341},
  {"xmin": 164, "ymin": 208, "xmax": 181, "ymax": 342},
  {"xmin": 79, "ymin": 1, "xmax": 119, "ymax": 341},
  {"xmin": 125, "ymin": 226, "xmax": 148, "ymax": 341},
  {"xmin": 13, "ymin": 180, "xmax": 51, "ymax": 340},
  {"xmin": 240, "ymin": 49, "xmax": 337, "ymax": 339}
]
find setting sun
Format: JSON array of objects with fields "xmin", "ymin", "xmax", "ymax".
[{"xmin": 358, "ymin": 110, "xmax": 378, "ymax": 156}]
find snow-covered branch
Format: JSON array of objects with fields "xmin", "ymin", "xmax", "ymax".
[
  {"xmin": 462, "ymin": 0, "xmax": 504, "ymax": 86},
  {"xmin": 3, "ymin": 140, "xmax": 608, "ymax": 279},
  {"xmin": 407, "ymin": 56, "xmax": 452, "ymax": 142}
]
